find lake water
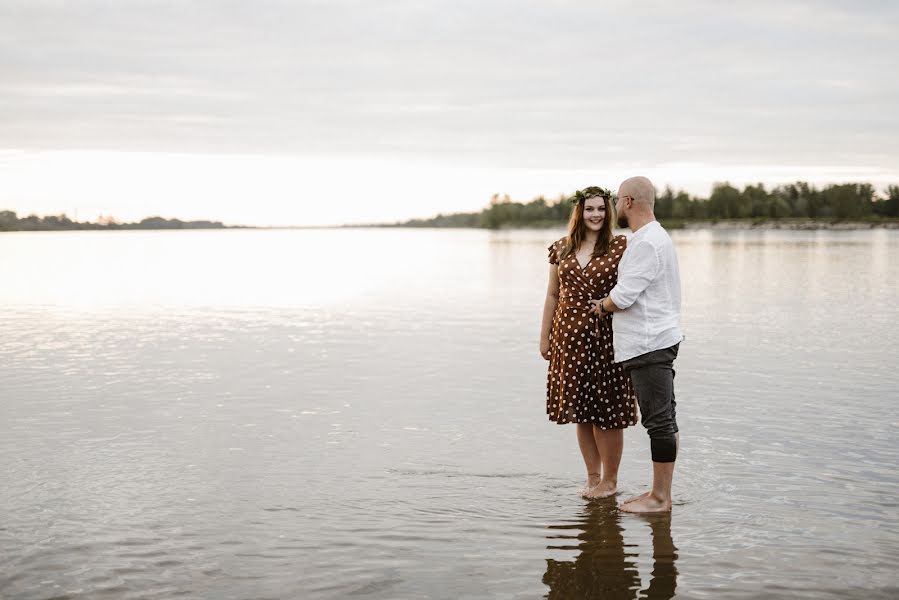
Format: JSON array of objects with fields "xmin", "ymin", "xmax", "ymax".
[{"xmin": 1, "ymin": 228, "xmax": 897, "ymax": 599}]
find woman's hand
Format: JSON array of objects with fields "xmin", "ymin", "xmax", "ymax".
[{"xmin": 540, "ymin": 338, "xmax": 551, "ymax": 360}]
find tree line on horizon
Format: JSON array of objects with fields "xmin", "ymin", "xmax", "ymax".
[
  {"xmin": 0, "ymin": 210, "xmax": 228, "ymax": 232},
  {"xmin": 398, "ymin": 182, "xmax": 899, "ymax": 229}
]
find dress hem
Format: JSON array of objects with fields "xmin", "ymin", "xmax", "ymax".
[{"xmin": 546, "ymin": 416, "xmax": 637, "ymax": 430}]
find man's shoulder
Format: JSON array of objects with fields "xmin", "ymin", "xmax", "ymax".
[{"xmin": 644, "ymin": 222, "xmax": 675, "ymax": 246}]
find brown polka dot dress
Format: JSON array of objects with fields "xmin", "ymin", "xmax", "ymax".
[{"xmin": 546, "ymin": 235, "xmax": 638, "ymax": 428}]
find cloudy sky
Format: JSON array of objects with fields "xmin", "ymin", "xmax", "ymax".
[{"xmin": 2, "ymin": 0, "xmax": 897, "ymax": 225}]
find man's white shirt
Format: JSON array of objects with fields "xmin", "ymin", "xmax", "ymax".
[{"xmin": 609, "ymin": 221, "xmax": 684, "ymax": 363}]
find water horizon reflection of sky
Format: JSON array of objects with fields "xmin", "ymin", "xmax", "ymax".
[{"xmin": 1, "ymin": 228, "xmax": 897, "ymax": 599}]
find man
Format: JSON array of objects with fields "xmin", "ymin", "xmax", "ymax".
[{"xmin": 589, "ymin": 176, "xmax": 684, "ymax": 513}]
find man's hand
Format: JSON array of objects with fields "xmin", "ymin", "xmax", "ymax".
[{"xmin": 589, "ymin": 298, "xmax": 609, "ymax": 317}]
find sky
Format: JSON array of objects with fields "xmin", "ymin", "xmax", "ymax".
[{"xmin": 1, "ymin": 0, "xmax": 898, "ymax": 226}]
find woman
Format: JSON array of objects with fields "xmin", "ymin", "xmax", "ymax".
[{"xmin": 540, "ymin": 186, "xmax": 638, "ymax": 499}]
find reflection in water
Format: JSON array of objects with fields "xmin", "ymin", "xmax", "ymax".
[{"xmin": 543, "ymin": 501, "xmax": 678, "ymax": 599}]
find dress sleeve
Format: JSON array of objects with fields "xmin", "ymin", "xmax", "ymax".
[
  {"xmin": 548, "ymin": 241, "xmax": 560, "ymax": 265},
  {"xmin": 611, "ymin": 235, "xmax": 627, "ymax": 261}
]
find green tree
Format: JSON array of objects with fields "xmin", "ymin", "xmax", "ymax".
[
  {"xmin": 671, "ymin": 191, "xmax": 691, "ymax": 219},
  {"xmin": 872, "ymin": 186, "xmax": 899, "ymax": 218},
  {"xmin": 741, "ymin": 183, "xmax": 769, "ymax": 218},
  {"xmin": 709, "ymin": 183, "xmax": 741, "ymax": 219},
  {"xmin": 826, "ymin": 184, "xmax": 873, "ymax": 220},
  {"xmin": 0, "ymin": 210, "xmax": 18, "ymax": 231},
  {"xmin": 885, "ymin": 186, "xmax": 899, "ymax": 217},
  {"xmin": 656, "ymin": 187, "xmax": 674, "ymax": 219}
]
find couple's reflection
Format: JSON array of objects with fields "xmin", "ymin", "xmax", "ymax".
[{"xmin": 543, "ymin": 499, "xmax": 678, "ymax": 599}]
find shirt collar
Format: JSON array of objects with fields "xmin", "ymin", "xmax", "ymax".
[{"xmin": 631, "ymin": 219, "xmax": 660, "ymax": 240}]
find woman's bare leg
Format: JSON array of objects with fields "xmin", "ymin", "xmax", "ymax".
[
  {"xmin": 585, "ymin": 427, "xmax": 623, "ymax": 498},
  {"xmin": 576, "ymin": 423, "xmax": 602, "ymax": 495}
]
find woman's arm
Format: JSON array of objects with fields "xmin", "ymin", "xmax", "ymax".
[{"xmin": 540, "ymin": 264, "xmax": 560, "ymax": 360}]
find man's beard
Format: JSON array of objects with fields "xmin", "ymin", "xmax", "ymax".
[{"xmin": 617, "ymin": 212, "xmax": 629, "ymax": 228}]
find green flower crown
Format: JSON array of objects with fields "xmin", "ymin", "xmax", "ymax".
[{"xmin": 569, "ymin": 186, "xmax": 613, "ymax": 205}]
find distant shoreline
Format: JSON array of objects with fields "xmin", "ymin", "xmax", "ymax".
[
  {"xmin": 0, "ymin": 225, "xmax": 251, "ymax": 233},
  {"xmin": 359, "ymin": 180, "xmax": 899, "ymax": 231},
  {"xmin": 662, "ymin": 219, "xmax": 899, "ymax": 231},
  {"xmin": 5, "ymin": 179, "xmax": 898, "ymax": 233},
  {"xmin": 666, "ymin": 219, "xmax": 899, "ymax": 231},
  {"xmin": 348, "ymin": 218, "xmax": 899, "ymax": 231},
  {"xmin": 3, "ymin": 220, "xmax": 898, "ymax": 233},
  {"xmin": 0, "ymin": 210, "xmax": 244, "ymax": 232}
]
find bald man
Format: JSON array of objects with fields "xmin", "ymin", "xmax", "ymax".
[{"xmin": 589, "ymin": 176, "xmax": 684, "ymax": 513}]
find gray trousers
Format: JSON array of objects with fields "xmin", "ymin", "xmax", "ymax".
[{"xmin": 621, "ymin": 343, "xmax": 680, "ymax": 463}]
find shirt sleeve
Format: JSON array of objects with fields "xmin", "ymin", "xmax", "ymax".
[{"xmin": 609, "ymin": 239, "xmax": 660, "ymax": 309}]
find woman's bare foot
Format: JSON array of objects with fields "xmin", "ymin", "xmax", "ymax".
[
  {"xmin": 619, "ymin": 492, "xmax": 671, "ymax": 513},
  {"xmin": 580, "ymin": 473, "xmax": 602, "ymax": 497},
  {"xmin": 620, "ymin": 490, "xmax": 651, "ymax": 505},
  {"xmin": 584, "ymin": 479, "xmax": 617, "ymax": 499}
]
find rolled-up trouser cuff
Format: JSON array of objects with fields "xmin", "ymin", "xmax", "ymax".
[{"xmin": 651, "ymin": 436, "xmax": 678, "ymax": 463}]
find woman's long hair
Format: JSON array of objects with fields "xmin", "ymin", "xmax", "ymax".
[{"xmin": 560, "ymin": 187, "xmax": 615, "ymax": 260}]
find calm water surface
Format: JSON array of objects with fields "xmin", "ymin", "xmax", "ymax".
[{"xmin": 1, "ymin": 228, "xmax": 897, "ymax": 599}]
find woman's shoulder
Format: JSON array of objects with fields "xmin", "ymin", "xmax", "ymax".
[
  {"xmin": 548, "ymin": 237, "xmax": 568, "ymax": 265},
  {"xmin": 548, "ymin": 236, "xmax": 568, "ymax": 252},
  {"xmin": 612, "ymin": 234, "xmax": 628, "ymax": 249}
]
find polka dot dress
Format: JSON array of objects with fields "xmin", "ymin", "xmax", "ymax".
[{"xmin": 546, "ymin": 235, "xmax": 638, "ymax": 428}]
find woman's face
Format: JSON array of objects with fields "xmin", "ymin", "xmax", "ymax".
[{"xmin": 583, "ymin": 196, "xmax": 606, "ymax": 232}]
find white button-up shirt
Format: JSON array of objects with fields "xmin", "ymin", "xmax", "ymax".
[{"xmin": 609, "ymin": 221, "xmax": 684, "ymax": 363}]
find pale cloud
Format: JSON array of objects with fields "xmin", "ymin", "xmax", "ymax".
[{"xmin": 2, "ymin": 151, "xmax": 895, "ymax": 227}]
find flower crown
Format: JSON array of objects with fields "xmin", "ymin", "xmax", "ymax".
[{"xmin": 569, "ymin": 186, "xmax": 613, "ymax": 205}]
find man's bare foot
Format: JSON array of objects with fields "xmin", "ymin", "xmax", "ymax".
[
  {"xmin": 584, "ymin": 479, "xmax": 617, "ymax": 499},
  {"xmin": 620, "ymin": 490, "xmax": 651, "ymax": 505},
  {"xmin": 580, "ymin": 473, "xmax": 602, "ymax": 497},
  {"xmin": 619, "ymin": 493, "xmax": 671, "ymax": 513}
]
